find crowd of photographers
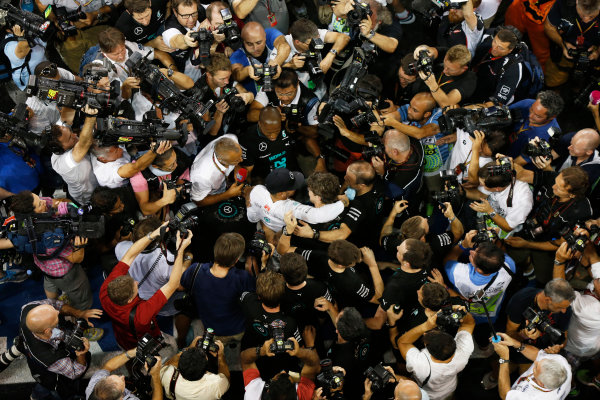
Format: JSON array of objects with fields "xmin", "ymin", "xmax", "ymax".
[{"xmin": 2, "ymin": 0, "xmax": 600, "ymax": 399}]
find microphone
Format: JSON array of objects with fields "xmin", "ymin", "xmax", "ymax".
[
  {"xmin": 590, "ymin": 90, "xmax": 600, "ymax": 106},
  {"xmin": 235, "ymin": 167, "xmax": 248, "ymax": 184}
]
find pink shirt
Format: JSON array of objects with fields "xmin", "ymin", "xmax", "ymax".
[{"xmin": 129, "ymin": 169, "xmax": 191, "ymax": 193}]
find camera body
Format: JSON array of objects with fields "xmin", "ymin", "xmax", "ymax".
[
  {"xmin": 524, "ymin": 140, "xmax": 552, "ymax": 159},
  {"xmin": 301, "ymin": 38, "xmax": 325, "ymax": 76},
  {"xmin": 26, "ymin": 76, "xmax": 120, "ymax": 114},
  {"xmin": 473, "ymin": 216, "xmax": 499, "ymax": 245},
  {"xmin": 364, "ymin": 364, "xmax": 393, "ymax": 392},
  {"xmin": 0, "ymin": 3, "xmax": 55, "ymax": 41},
  {"xmin": 132, "ymin": 334, "xmax": 166, "ymax": 375},
  {"xmin": 253, "ymin": 64, "xmax": 278, "ymax": 92},
  {"xmin": 197, "ymin": 327, "xmax": 219, "ymax": 353},
  {"xmin": 218, "ymin": 86, "xmax": 246, "ymax": 113},
  {"xmin": 567, "ymin": 47, "xmax": 592, "ymax": 76},
  {"xmin": 361, "ymin": 131, "xmax": 384, "ymax": 160},
  {"xmin": 347, "ymin": 1, "xmax": 372, "ymax": 27},
  {"xmin": 559, "ymin": 226, "xmax": 587, "ymax": 253},
  {"xmin": 164, "ymin": 179, "xmax": 192, "ymax": 197},
  {"xmin": 487, "ymin": 157, "xmax": 513, "ymax": 177},
  {"xmin": 436, "ymin": 305, "xmax": 466, "ymax": 330},
  {"xmin": 522, "ymin": 307, "xmax": 565, "ymax": 344},
  {"xmin": 216, "ymin": 8, "xmax": 241, "ymax": 49},
  {"xmin": 316, "ymin": 359, "xmax": 344, "ymax": 398},
  {"xmin": 407, "ymin": 50, "xmax": 434, "ymax": 76},
  {"xmin": 64, "ymin": 318, "xmax": 89, "ymax": 353},
  {"xmin": 269, "ymin": 319, "xmax": 294, "ymax": 354},
  {"xmin": 248, "ymin": 231, "xmax": 271, "ymax": 257},
  {"xmin": 438, "ymin": 105, "xmax": 513, "ymax": 135},
  {"xmin": 168, "ymin": 202, "xmax": 199, "ymax": 237},
  {"xmin": 351, "ymin": 109, "xmax": 378, "ymax": 130},
  {"xmin": 189, "ymin": 28, "xmax": 212, "ymax": 66},
  {"xmin": 53, "ymin": 5, "xmax": 85, "ymax": 37},
  {"xmin": 589, "ymin": 224, "xmax": 600, "ymax": 247}
]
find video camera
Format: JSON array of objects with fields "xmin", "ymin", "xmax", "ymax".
[
  {"xmin": 301, "ymin": 38, "xmax": 325, "ymax": 76},
  {"xmin": 125, "ymin": 52, "xmax": 215, "ymax": 132},
  {"xmin": 95, "ymin": 115, "xmax": 188, "ymax": 147},
  {"xmin": 248, "ymin": 231, "xmax": 271, "ymax": 257},
  {"xmin": 0, "ymin": 2, "xmax": 55, "ymax": 41},
  {"xmin": 407, "ymin": 50, "xmax": 434, "ymax": 76},
  {"xmin": 49, "ymin": 5, "xmax": 85, "ymax": 37},
  {"xmin": 269, "ymin": 319, "xmax": 294, "ymax": 354},
  {"xmin": 197, "ymin": 327, "xmax": 219, "ymax": 353},
  {"xmin": 436, "ymin": 305, "xmax": 467, "ymax": 331},
  {"xmin": 26, "ymin": 75, "xmax": 120, "ymax": 113},
  {"xmin": 189, "ymin": 28, "xmax": 212, "ymax": 67},
  {"xmin": 253, "ymin": 64, "xmax": 278, "ymax": 92},
  {"xmin": 347, "ymin": 1, "xmax": 372, "ymax": 28},
  {"xmin": 431, "ymin": 0, "xmax": 468, "ymax": 12},
  {"xmin": 13, "ymin": 211, "xmax": 106, "ymax": 246},
  {"xmin": 218, "ymin": 86, "xmax": 246, "ymax": 113},
  {"xmin": 316, "ymin": 359, "xmax": 344, "ymax": 399},
  {"xmin": 363, "ymin": 364, "xmax": 394, "ymax": 392},
  {"xmin": 0, "ymin": 103, "xmax": 48, "ymax": 152},
  {"xmin": 64, "ymin": 318, "xmax": 89, "ymax": 353},
  {"xmin": 318, "ymin": 42, "xmax": 377, "ymax": 134},
  {"xmin": 522, "ymin": 307, "xmax": 565, "ymax": 344},
  {"xmin": 215, "ymin": 8, "xmax": 241, "ymax": 50},
  {"xmin": 473, "ymin": 216, "xmax": 499, "ymax": 245},
  {"xmin": 437, "ymin": 105, "xmax": 513, "ymax": 135}
]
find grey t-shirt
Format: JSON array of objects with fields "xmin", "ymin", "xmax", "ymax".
[
  {"xmin": 230, "ymin": 0, "xmax": 288, "ymax": 34},
  {"xmin": 86, "ymin": 370, "xmax": 139, "ymax": 400}
]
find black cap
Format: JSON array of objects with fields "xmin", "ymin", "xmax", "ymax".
[{"xmin": 265, "ymin": 168, "xmax": 305, "ymax": 194}]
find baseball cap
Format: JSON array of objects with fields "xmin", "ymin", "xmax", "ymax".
[{"xmin": 265, "ymin": 168, "xmax": 305, "ymax": 194}]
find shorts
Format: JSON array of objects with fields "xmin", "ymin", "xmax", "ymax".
[{"xmin": 43, "ymin": 264, "xmax": 92, "ymax": 310}]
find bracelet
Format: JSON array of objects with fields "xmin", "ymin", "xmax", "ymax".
[
  {"xmin": 448, "ymin": 216, "xmax": 456, "ymax": 223},
  {"xmin": 515, "ymin": 343, "xmax": 525, "ymax": 353},
  {"xmin": 305, "ymin": 346, "xmax": 315, "ymax": 350},
  {"xmin": 553, "ymin": 259, "xmax": 566, "ymax": 265},
  {"xmin": 183, "ymin": 255, "xmax": 193, "ymax": 262},
  {"xmin": 458, "ymin": 240, "xmax": 470, "ymax": 252},
  {"xmin": 312, "ymin": 229, "xmax": 320, "ymax": 240}
]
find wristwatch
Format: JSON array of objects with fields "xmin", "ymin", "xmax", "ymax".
[
  {"xmin": 488, "ymin": 211, "xmax": 497, "ymax": 218},
  {"xmin": 184, "ymin": 255, "xmax": 193, "ymax": 262},
  {"xmin": 515, "ymin": 343, "xmax": 526, "ymax": 353},
  {"xmin": 498, "ymin": 358, "xmax": 509, "ymax": 364},
  {"xmin": 282, "ymin": 226, "xmax": 291, "ymax": 236},
  {"xmin": 553, "ymin": 259, "xmax": 565, "ymax": 265},
  {"xmin": 329, "ymin": 49, "xmax": 338, "ymax": 56},
  {"xmin": 366, "ymin": 30, "xmax": 375, "ymax": 39}
]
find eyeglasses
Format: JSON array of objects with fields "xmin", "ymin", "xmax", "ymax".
[
  {"xmin": 275, "ymin": 90, "xmax": 295, "ymax": 98},
  {"xmin": 178, "ymin": 11, "xmax": 198, "ymax": 19}
]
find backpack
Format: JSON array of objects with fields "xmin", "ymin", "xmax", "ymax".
[
  {"xmin": 0, "ymin": 33, "xmax": 32, "ymax": 84},
  {"xmin": 502, "ymin": 42, "xmax": 545, "ymax": 99},
  {"xmin": 3, "ymin": 215, "xmax": 69, "ymax": 258}
]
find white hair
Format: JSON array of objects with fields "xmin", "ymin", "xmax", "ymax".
[{"xmin": 536, "ymin": 359, "xmax": 568, "ymax": 390}]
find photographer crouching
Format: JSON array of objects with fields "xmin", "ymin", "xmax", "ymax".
[{"xmin": 19, "ymin": 298, "xmax": 103, "ymax": 400}]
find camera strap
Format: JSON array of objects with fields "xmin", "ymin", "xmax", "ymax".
[
  {"xmin": 420, "ymin": 356, "xmax": 432, "ymax": 387},
  {"xmin": 136, "ymin": 253, "xmax": 162, "ymax": 289},
  {"xmin": 169, "ymin": 368, "xmax": 180, "ymax": 398}
]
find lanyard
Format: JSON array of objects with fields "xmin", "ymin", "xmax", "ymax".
[
  {"xmin": 212, "ymin": 153, "xmax": 228, "ymax": 178},
  {"xmin": 543, "ymin": 197, "xmax": 575, "ymax": 225},
  {"xmin": 437, "ymin": 73, "xmax": 453, "ymax": 88},
  {"xmin": 576, "ymin": 18, "xmax": 596, "ymax": 37}
]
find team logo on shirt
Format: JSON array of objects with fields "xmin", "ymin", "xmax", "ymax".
[
  {"xmin": 134, "ymin": 27, "xmax": 143, "ymax": 35},
  {"xmin": 259, "ymin": 142, "xmax": 267, "ymax": 151},
  {"xmin": 253, "ymin": 322, "xmax": 269, "ymax": 336}
]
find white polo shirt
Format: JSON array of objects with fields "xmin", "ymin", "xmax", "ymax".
[
  {"xmin": 506, "ymin": 352, "xmax": 571, "ymax": 400},
  {"xmin": 190, "ymin": 134, "xmax": 238, "ymax": 202},
  {"xmin": 51, "ymin": 151, "xmax": 98, "ymax": 204},
  {"xmin": 246, "ymin": 185, "xmax": 344, "ymax": 232},
  {"xmin": 91, "ymin": 149, "xmax": 130, "ymax": 188}
]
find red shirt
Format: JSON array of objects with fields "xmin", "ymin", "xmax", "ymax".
[{"xmin": 100, "ymin": 261, "xmax": 167, "ymax": 349}]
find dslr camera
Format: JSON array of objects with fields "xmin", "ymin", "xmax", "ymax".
[
  {"xmin": 269, "ymin": 319, "xmax": 294, "ymax": 354},
  {"xmin": 522, "ymin": 307, "xmax": 565, "ymax": 344},
  {"xmin": 301, "ymin": 38, "xmax": 325, "ymax": 76},
  {"xmin": 197, "ymin": 327, "xmax": 219, "ymax": 353},
  {"xmin": 168, "ymin": 202, "xmax": 199, "ymax": 237},
  {"xmin": 248, "ymin": 231, "xmax": 271, "ymax": 257},
  {"xmin": 361, "ymin": 131, "xmax": 384, "ymax": 160},
  {"xmin": 438, "ymin": 105, "xmax": 513, "ymax": 135},
  {"xmin": 215, "ymin": 8, "xmax": 241, "ymax": 49},
  {"xmin": 559, "ymin": 226, "xmax": 587, "ymax": 253},
  {"xmin": 436, "ymin": 305, "xmax": 467, "ymax": 330},
  {"xmin": 64, "ymin": 318, "xmax": 89, "ymax": 353},
  {"xmin": 524, "ymin": 139, "xmax": 552, "ymax": 159},
  {"xmin": 218, "ymin": 86, "xmax": 246, "ymax": 113},
  {"xmin": 473, "ymin": 216, "xmax": 499, "ymax": 245},
  {"xmin": 189, "ymin": 28, "xmax": 212, "ymax": 66},
  {"xmin": 164, "ymin": 179, "xmax": 192, "ymax": 197},
  {"xmin": 432, "ymin": 171, "xmax": 461, "ymax": 205},
  {"xmin": 487, "ymin": 157, "xmax": 513, "ymax": 177},
  {"xmin": 253, "ymin": 64, "xmax": 278, "ymax": 92},
  {"xmin": 316, "ymin": 359, "xmax": 344, "ymax": 399},
  {"xmin": 347, "ymin": 1, "xmax": 372, "ymax": 28},
  {"xmin": 50, "ymin": 5, "xmax": 86, "ymax": 37},
  {"xmin": 131, "ymin": 334, "xmax": 165, "ymax": 377},
  {"xmin": 407, "ymin": 50, "xmax": 434, "ymax": 76},
  {"xmin": 364, "ymin": 364, "xmax": 394, "ymax": 392}
]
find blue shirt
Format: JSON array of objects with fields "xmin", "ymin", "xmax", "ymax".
[
  {"xmin": 508, "ymin": 99, "xmax": 560, "ymax": 162},
  {"xmin": 4, "ymin": 35, "xmax": 47, "ymax": 90},
  {"xmin": 0, "ymin": 142, "xmax": 43, "ymax": 193},
  {"xmin": 445, "ymin": 255, "xmax": 516, "ymax": 324},
  {"xmin": 180, "ymin": 262, "xmax": 255, "ymax": 336},
  {"xmin": 398, "ymin": 104, "xmax": 448, "ymax": 175},
  {"xmin": 229, "ymin": 28, "xmax": 283, "ymax": 95}
]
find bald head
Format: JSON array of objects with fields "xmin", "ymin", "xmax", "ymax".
[
  {"xmin": 260, "ymin": 106, "xmax": 282, "ymax": 125},
  {"xmin": 242, "ymin": 22, "xmax": 265, "ymax": 41},
  {"xmin": 241, "ymin": 22, "xmax": 267, "ymax": 58},
  {"xmin": 394, "ymin": 380, "xmax": 422, "ymax": 400},
  {"xmin": 348, "ymin": 160, "xmax": 376, "ymax": 185},
  {"xmin": 574, "ymin": 129, "xmax": 600, "ymax": 151},
  {"xmin": 26, "ymin": 305, "xmax": 59, "ymax": 335},
  {"xmin": 413, "ymin": 92, "xmax": 436, "ymax": 113},
  {"xmin": 384, "ymin": 129, "xmax": 410, "ymax": 153}
]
